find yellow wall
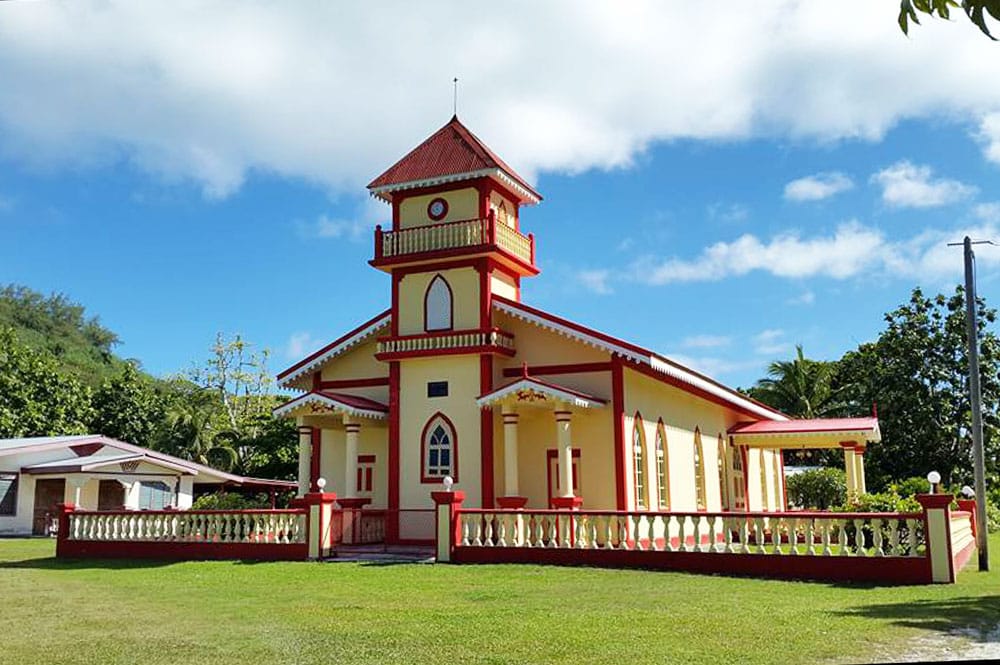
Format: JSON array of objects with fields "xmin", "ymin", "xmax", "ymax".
[
  {"xmin": 398, "ymin": 356, "xmax": 483, "ymax": 509},
  {"xmin": 494, "ymin": 312, "xmax": 611, "ymax": 369},
  {"xmin": 493, "ymin": 406, "xmax": 615, "ymax": 510},
  {"xmin": 489, "ymin": 272, "xmax": 518, "ymax": 300},
  {"xmin": 314, "ymin": 420, "xmax": 389, "ymax": 508},
  {"xmin": 623, "ymin": 368, "xmax": 752, "ymax": 513},
  {"xmin": 399, "ymin": 187, "xmax": 479, "ymax": 228},
  {"xmin": 488, "ymin": 190, "xmax": 517, "ymax": 228},
  {"xmin": 397, "ymin": 267, "xmax": 480, "ymax": 335},
  {"xmin": 318, "ymin": 338, "xmax": 386, "ymax": 384}
]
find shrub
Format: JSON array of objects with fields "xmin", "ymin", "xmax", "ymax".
[
  {"xmin": 191, "ymin": 492, "xmax": 271, "ymax": 510},
  {"xmin": 834, "ymin": 491, "xmax": 921, "ymax": 514},
  {"xmin": 889, "ymin": 476, "xmax": 933, "ymax": 498},
  {"xmin": 786, "ymin": 468, "xmax": 846, "ymax": 509}
]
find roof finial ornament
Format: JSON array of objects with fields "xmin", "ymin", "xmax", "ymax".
[
  {"xmin": 453, "ymin": 77, "xmax": 459, "ymax": 118},
  {"xmin": 521, "ymin": 361, "xmax": 529, "ymax": 378}
]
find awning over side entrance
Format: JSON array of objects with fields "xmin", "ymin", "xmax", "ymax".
[{"xmin": 728, "ymin": 417, "xmax": 880, "ymax": 449}]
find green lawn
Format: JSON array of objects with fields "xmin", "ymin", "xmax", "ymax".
[{"xmin": 1, "ymin": 537, "xmax": 998, "ymax": 665}]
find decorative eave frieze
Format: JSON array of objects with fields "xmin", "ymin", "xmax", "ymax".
[
  {"xmin": 369, "ymin": 168, "xmax": 541, "ymax": 205},
  {"xmin": 272, "ymin": 392, "xmax": 389, "ymax": 421},
  {"xmin": 277, "ymin": 311, "xmax": 391, "ymax": 389}
]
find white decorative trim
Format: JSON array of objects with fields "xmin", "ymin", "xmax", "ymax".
[
  {"xmin": 272, "ymin": 392, "xmax": 388, "ymax": 421},
  {"xmin": 278, "ymin": 313, "xmax": 391, "ymax": 388},
  {"xmin": 493, "ymin": 300, "xmax": 786, "ymax": 422},
  {"xmin": 732, "ymin": 425, "xmax": 881, "ymax": 444},
  {"xmin": 476, "ymin": 378, "xmax": 606, "ymax": 410},
  {"xmin": 370, "ymin": 168, "xmax": 540, "ymax": 205}
]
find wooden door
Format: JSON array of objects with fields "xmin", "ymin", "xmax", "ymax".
[
  {"xmin": 98, "ymin": 480, "xmax": 125, "ymax": 511},
  {"xmin": 32, "ymin": 479, "xmax": 65, "ymax": 535}
]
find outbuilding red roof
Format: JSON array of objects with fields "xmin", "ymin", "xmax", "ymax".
[
  {"xmin": 367, "ymin": 115, "xmax": 541, "ymax": 202},
  {"xmin": 728, "ymin": 417, "xmax": 879, "ymax": 435}
]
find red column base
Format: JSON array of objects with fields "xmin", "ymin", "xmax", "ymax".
[
  {"xmin": 337, "ymin": 497, "xmax": 372, "ymax": 510},
  {"xmin": 551, "ymin": 496, "xmax": 583, "ymax": 510},
  {"xmin": 497, "ymin": 496, "xmax": 528, "ymax": 509}
]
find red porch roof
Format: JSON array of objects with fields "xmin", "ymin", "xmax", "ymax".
[
  {"xmin": 367, "ymin": 116, "xmax": 541, "ymax": 203},
  {"xmin": 728, "ymin": 417, "xmax": 879, "ymax": 436}
]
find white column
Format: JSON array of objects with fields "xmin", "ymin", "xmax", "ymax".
[
  {"xmin": 297, "ymin": 426, "xmax": 312, "ymax": 496},
  {"xmin": 854, "ymin": 447, "xmax": 867, "ymax": 495},
  {"xmin": 502, "ymin": 410, "xmax": 520, "ymax": 496},
  {"xmin": 843, "ymin": 445, "xmax": 858, "ymax": 500},
  {"xmin": 555, "ymin": 409, "xmax": 573, "ymax": 498},
  {"xmin": 344, "ymin": 417, "xmax": 360, "ymax": 497}
]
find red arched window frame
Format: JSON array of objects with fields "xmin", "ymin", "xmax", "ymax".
[
  {"xmin": 420, "ymin": 412, "xmax": 458, "ymax": 484},
  {"xmin": 424, "ymin": 274, "xmax": 454, "ymax": 332}
]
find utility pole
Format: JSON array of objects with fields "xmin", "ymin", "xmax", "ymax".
[{"xmin": 961, "ymin": 236, "xmax": 990, "ymax": 571}]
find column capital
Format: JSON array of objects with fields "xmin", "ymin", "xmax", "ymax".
[
  {"xmin": 915, "ymin": 493, "xmax": 953, "ymax": 510},
  {"xmin": 431, "ymin": 490, "xmax": 466, "ymax": 507}
]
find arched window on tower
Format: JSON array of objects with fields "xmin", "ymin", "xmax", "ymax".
[
  {"xmin": 421, "ymin": 413, "xmax": 457, "ymax": 482},
  {"xmin": 424, "ymin": 275, "xmax": 453, "ymax": 331},
  {"xmin": 655, "ymin": 420, "xmax": 670, "ymax": 510},
  {"xmin": 632, "ymin": 414, "xmax": 647, "ymax": 510}
]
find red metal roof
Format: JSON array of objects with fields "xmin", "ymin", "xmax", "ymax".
[
  {"xmin": 728, "ymin": 417, "xmax": 878, "ymax": 435},
  {"xmin": 316, "ymin": 391, "xmax": 389, "ymax": 413},
  {"xmin": 367, "ymin": 116, "xmax": 540, "ymax": 202}
]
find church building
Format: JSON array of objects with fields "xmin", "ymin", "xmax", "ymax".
[{"xmin": 274, "ymin": 116, "xmax": 880, "ymax": 543}]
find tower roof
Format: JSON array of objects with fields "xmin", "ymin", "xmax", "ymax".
[{"xmin": 367, "ymin": 116, "xmax": 541, "ymax": 204}]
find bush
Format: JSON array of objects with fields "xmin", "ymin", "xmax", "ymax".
[
  {"xmin": 833, "ymin": 491, "xmax": 921, "ymax": 514},
  {"xmin": 889, "ymin": 476, "xmax": 933, "ymax": 498},
  {"xmin": 786, "ymin": 468, "xmax": 846, "ymax": 509},
  {"xmin": 191, "ymin": 492, "xmax": 272, "ymax": 510}
]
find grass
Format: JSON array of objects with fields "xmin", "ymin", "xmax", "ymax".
[{"xmin": 1, "ymin": 536, "xmax": 998, "ymax": 665}]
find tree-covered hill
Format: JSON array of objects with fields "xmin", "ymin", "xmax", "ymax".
[{"xmin": 0, "ymin": 284, "xmax": 129, "ymax": 387}]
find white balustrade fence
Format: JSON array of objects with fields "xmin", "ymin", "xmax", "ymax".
[
  {"xmin": 67, "ymin": 510, "xmax": 307, "ymax": 545},
  {"xmin": 378, "ymin": 217, "xmax": 533, "ymax": 265},
  {"xmin": 458, "ymin": 510, "xmax": 926, "ymax": 558}
]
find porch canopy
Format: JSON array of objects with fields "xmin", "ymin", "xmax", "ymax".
[
  {"xmin": 477, "ymin": 372, "xmax": 605, "ymax": 508},
  {"xmin": 728, "ymin": 416, "xmax": 880, "ymax": 498}
]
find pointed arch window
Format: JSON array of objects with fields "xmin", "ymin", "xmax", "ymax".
[
  {"xmin": 694, "ymin": 428, "xmax": 707, "ymax": 511},
  {"xmin": 632, "ymin": 414, "xmax": 647, "ymax": 510},
  {"xmin": 655, "ymin": 420, "xmax": 670, "ymax": 510},
  {"xmin": 717, "ymin": 434, "xmax": 729, "ymax": 510},
  {"xmin": 421, "ymin": 413, "xmax": 457, "ymax": 483},
  {"xmin": 424, "ymin": 275, "xmax": 453, "ymax": 332},
  {"xmin": 759, "ymin": 449, "xmax": 769, "ymax": 511}
]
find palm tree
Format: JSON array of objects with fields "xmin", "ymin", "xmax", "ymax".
[
  {"xmin": 751, "ymin": 345, "xmax": 846, "ymax": 419},
  {"xmin": 162, "ymin": 398, "xmax": 238, "ymax": 472}
]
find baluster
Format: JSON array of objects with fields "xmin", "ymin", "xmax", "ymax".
[
  {"xmin": 804, "ymin": 519, "xmax": 814, "ymax": 555},
  {"xmin": 889, "ymin": 518, "xmax": 900, "ymax": 556},
  {"xmin": 677, "ymin": 515, "xmax": 687, "ymax": 552},
  {"xmin": 588, "ymin": 516, "xmax": 599, "ymax": 549},
  {"xmin": 722, "ymin": 516, "xmax": 735, "ymax": 554},
  {"xmin": 497, "ymin": 514, "xmax": 507, "ymax": 547},
  {"xmin": 649, "ymin": 514, "xmax": 660, "ymax": 551},
  {"xmin": 855, "ymin": 518, "xmax": 867, "ymax": 556},
  {"xmin": 484, "ymin": 514, "xmax": 495, "ymax": 546},
  {"xmin": 603, "ymin": 515, "xmax": 614, "ymax": 550},
  {"xmin": 751, "ymin": 518, "xmax": 762, "ymax": 554},
  {"xmin": 873, "ymin": 518, "xmax": 885, "ymax": 556},
  {"xmin": 575, "ymin": 515, "xmax": 587, "ymax": 548},
  {"xmin": 471, "ymin": 515, "xmax": 483, "ymax": 546},
  {"xmin": 787, "ymin": 517, "xmax": 798, "ymax": 555},
  {"xmin": 632, "ymin": 514, "xmax": 642, "ymax": 551},
  {"xmin": 771, "ymin": 517, "xmax": 783, "ymax": 555},
  {"xmin": 907, "ymin": 518, "xmax": 919, "ymax": 556},
  {"xmin": 837, "ymin": 519, "xmax": 849, "ymax": 555}
]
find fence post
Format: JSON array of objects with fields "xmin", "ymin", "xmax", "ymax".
[
  {"xmin": 304, "ymin": 491, "xmax": 338, "ymax": 560},
  {"xmin": 54, "ymin": 503, "xmax": 76, "ymax": 558},
  {"xmin": 957, "ymin": 499, "xmax": 978, "ymax": 540},
  {"xmin": 431, "ymin": 490, "xmax": 465, "ymax": 563},
  {"xmin": 916, "ymin": 494, "xmax": 956, "ymax": 584}
]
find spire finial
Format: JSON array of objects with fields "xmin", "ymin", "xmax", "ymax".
[{"xmin": 453, "ymin": 77, "xmax": 458, "ymax": 117}]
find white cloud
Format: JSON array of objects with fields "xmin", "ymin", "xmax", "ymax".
[
  {"xmin": 681, "ymin": 334, "xmax": 732, "ymax": 349},
  {"xmin": 632, "ymin": 219, "xmax": 1000, "ymax": 285},
  {"xmin": 974, "ymin": 202, "xmax": 1000, "ymax": 222},
  {"xmin": 297, "ymin": 213, "xmax": 370, "ymax": 240},
  {"xmin": 977, "ymin": 112, "xmax": 1000, "ymax": 165},
  {"xmin": 871, "ymin": 161, "xmax": 975, "ymax": 208},
  {"xmin": 578, "ymin": 269, "xmax": 613, "ymax": 295},
  {"xmin": 752, "ymin": 329, "xmax": 791, "ymax": 356},
  {"xmin": 707, "ymin": 203, "xmax": 749, "ymax": 223},
  {"xmin": 663, "ymin": 353, "xmax": 763, "ymax": 381},
  {"xmin": 783, "ymin": 172, "xmax": 853, "ymax": 202},
  {"xmin": 285, "ymin": 331, "xmax": 323, "ymax": 360},
  {"xmin": 0, "ymin": 2, "xmax": 999, "ymax": 198},
  {"xmin": 787, "ymin": 290, "xmax": 816, "ymax": 305},
  {"xmin": 636, "ymin": 221, "xmax": 884, "ymax": 284}
]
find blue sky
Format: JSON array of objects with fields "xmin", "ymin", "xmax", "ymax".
[{"xmin": 2, "ymin": 2, "xmax": 1000, "ymax": 389}]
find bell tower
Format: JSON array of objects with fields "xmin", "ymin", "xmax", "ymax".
[{"xmin": 366, "ymin": 115, "xmax": 541, "ymax": 514}]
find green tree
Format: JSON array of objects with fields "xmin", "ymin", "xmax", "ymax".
[
  {"xmin": 836, "ymin": 287, "xmax": 1000, "ymax": 489},
  {"xmin": 0, "ymin": 327, "xmax": 94, "ymax": 437},
  {"xmin": 90, "ymin": 362, "xmax": 165, "ymax": 444},
  {"xmin": 899, "ymin": 0, "xmax": 1000, "ymax": 39}
]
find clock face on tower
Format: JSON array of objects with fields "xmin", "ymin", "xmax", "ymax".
[{"xmin": 427, "ymin": 197, "xmax": 448, "ymax": 221}]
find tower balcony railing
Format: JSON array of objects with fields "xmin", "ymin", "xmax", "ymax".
[
  {"xmin": 373, "ymin": 213, "xmax": 535, "ymax": 269},
  {"xmin": 375, "ymin": 327, "xmax": 516, "ymax": 359}
]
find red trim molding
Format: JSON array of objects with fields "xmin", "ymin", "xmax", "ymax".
[
  {"xmin": 387, "ymin": 362, "xmax": 401, "ymax": 543},
  {"xmin": 612, "ymin": 357, "xmax": 627, "ymax": 510},
  {"xmin": 316, "ymin": 377, "xmax": 389, "ymax": 390},
  {"xmin": 480, "ymin": 354, "xmax": 494, "ymax": 508},
  {"xmin": 309, "ymin": 428, "xmax": 321, "ymax": 492},
  {"xmin": 501, "ymin": 362, "xmax": 612, "ymax": 377}
]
